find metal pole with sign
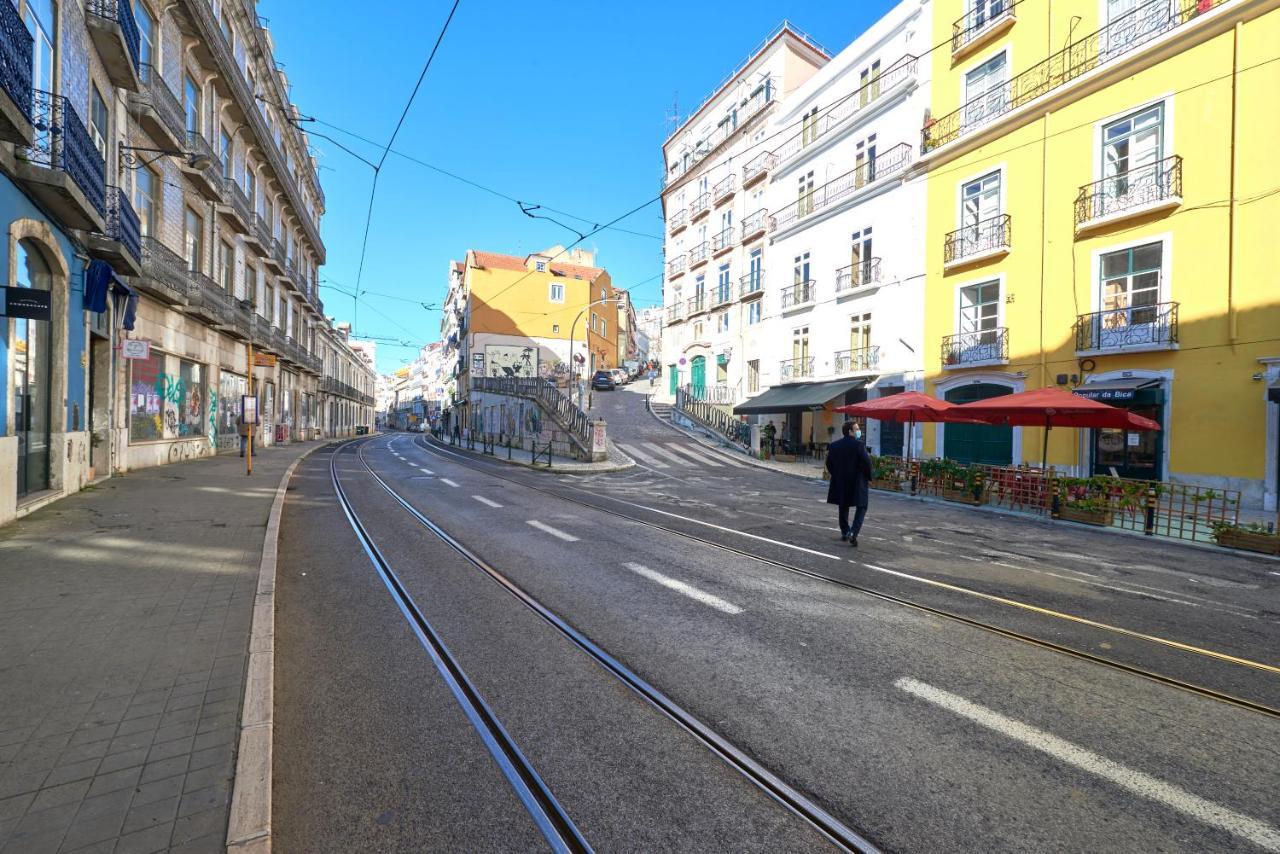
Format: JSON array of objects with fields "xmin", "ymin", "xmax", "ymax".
[{"xmin": 246, "ymin": 336, "xmax": 255, "ymax": 476}]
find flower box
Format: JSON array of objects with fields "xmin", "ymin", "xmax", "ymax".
[
  {"xmin": 1214, "ymin": 528, "xmax": 1280, "ymax": 555},
  {"xmin": 1059, "ymin": 506, "xmax": 1111, "ymax": 527},
  {"xmin": 941, "ymin": 487, "xmax": 983, "ymax": 506},
  {"xmin": 871, "ymin": 478, "xmax": 902, "ymax": 492}
]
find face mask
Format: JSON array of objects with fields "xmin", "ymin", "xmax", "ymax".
[{"xmin": 854, "ymin": 430, "xmax": 862, "ymax": 440}]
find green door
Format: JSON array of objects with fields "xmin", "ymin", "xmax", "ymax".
[
  {"xmin": 944, "ymin": 384, "xmax": 1013, "ymax": 465},
  {"xmin": 668, "ymin": 364, "xmax": 678, "ymax": 395},
  {"xmin": 690, "ymin": 356, "xmax": 707, "ymax": 399}
]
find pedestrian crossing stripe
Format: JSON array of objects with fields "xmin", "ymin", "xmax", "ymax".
[
  {"xmin": 640, "ymin": 443, "xmax": 691, "ymax": 467},
  {"xmin": 615, "ymin": 442, "xmax": 670, "ymax": 468},
  {"xmin": 662, "ymin": 443, "xmax": 724, "ymax": 467}
]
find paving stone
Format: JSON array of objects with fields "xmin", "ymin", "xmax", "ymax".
[
  {"xmin": 55, "ymin": 813, "xmax": 123, "ymax": 852},
  {"xmin": 111, "ymin": 822, "xmax": 173, "ymax": 854},
  {"xmin": 28, "ymin": 781, "xmax": 91, "ymax": 814},
  {"xmin": 41, "ymin": 761, "xmax": 101, "ymax": 789},
  {"xmin": 119, "ymin": 796, "xmax": 178, "ymax": 837},
  {"xmin": 0, "ymin": 794, "xmax": 31, "ymax": 824},
  {"xmin": 94, "ymin": 749, "xmax": 148, "ymax": 778},
  {"xmin": 128, "ymin": 775, "xmax": 184, "ymax": 809},
  {"xmin": 166, "ymin": 831, "xmax": 224, "ymax": 854},
  {"xmin": 83, "ymin": 767, "xmax": 142, "ymax": 799}
]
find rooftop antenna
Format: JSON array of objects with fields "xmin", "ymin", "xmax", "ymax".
[{"xmin": 664, "ymin": 92, "xmax": 681, "ymax": 138}]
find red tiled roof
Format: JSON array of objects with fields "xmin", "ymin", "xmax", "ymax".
[
  {"xmin": 468, "ymin": 250, "xmax": 605, "ymax": 281},
  {"xmin": 549, "ymin": 261, "xmax": 604, "ymax": 281}
]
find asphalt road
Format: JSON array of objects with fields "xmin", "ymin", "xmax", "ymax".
[{"xmin": 272, "ymin": 393, "xmax": 1280, "ymax": 852}]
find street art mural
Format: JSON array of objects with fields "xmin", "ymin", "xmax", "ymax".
[{"xmin": 486, "ymin": 344, "xmax": 538, "ymax": 378}]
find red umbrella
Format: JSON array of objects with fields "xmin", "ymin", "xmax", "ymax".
[
  {"xmin": 953, "ymin": 386, "xmax": 1160, "ymax": 471},
  {"xmin": 834, "ymin": 392, "xmax": 978, "ymax": 461}
]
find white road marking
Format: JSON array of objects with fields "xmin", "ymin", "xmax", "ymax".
[
  {"xmin": 472, "ymin": 495, "xmax": 503, "ymax": 508},
  {"xmin": 625, "ymin": 562, "xmax": 742, "ymax": 614},
  {"xmin": 894, "ymin": 677, "xmax": 1280, "ymax": 852},
  {"xmin": 440, "ymin": 478, "xmax": 460, "ymax": 488},
  {"xmin": 418, "ymin": 467, "xmax": 434, "ymax": 475},
  {"xmin": 662, "ymin": 443, "xmax": 725, "ymax": 467},
  {"xmin": 615, "ymin": 442, "xmax": 670, "ymax": 468},
  {"xmin": 526, "ymin": 520, "xmax": 579, "ymax": 542},
  {"xmin": 642, "ymin": 442, "xmax": 693, "ymax": 467}
]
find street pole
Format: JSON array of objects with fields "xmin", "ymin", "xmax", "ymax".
[
  {"xmin": 568, "ymin": 296, "xmax": 625, "ymax": 409},
  {"xmin": 246, "ymin": 334, "xmax": 254, "ymax": 476}
]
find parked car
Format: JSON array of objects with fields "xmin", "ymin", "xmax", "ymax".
[
  {"xmin": 591, "ymin": 370, "xmax": 617, "ymax": 391},
  {"xmin": 611, "ymin": 368, "xmax": 628, "ymax": 386}
]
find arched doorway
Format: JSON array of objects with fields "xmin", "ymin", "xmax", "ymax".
[
  {"xmin": 690, "ymin": 355, "xmax": 706, "ymax": 399},
  {"xmin": 13, "ymin": 239, "xmax": 53, "ymax": 497},
  {"xmin": 943, "ymin": 383, "xmax": 1013, "ymax": 465}
]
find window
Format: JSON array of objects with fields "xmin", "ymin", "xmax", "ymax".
[
  {"xmin": 859, "ymin": 59, "xmax": 882, "ymax": 106},
  {"xmin": 129, "ymin": 352, "xmax": 206, "ymax": 441},
  {"xmin": 747, "ymin": 360, "xmax": 760, "ymax": 393},
  {"xmin": 136, "ymin": 2, "xmax": 156, "ymax": 68},
  {"xmin": 1102, "ymin": 103, "xmax": 1164, "ymax": 191},
  {"xmin": 793, "ymin": 252, "xmax": 810, "ymax": 285},
  {"xmin": 90, "ymin": 84, "xmax": 108, "ymax": 160},
  {"xmin": 855, "ymin": 134, "xmax": 877, "ymax": 187},
  {"xmin": 600, "ymin": 288, "xmax": 607, "ymax": 302},
  {"xmin": 245, "ymin": 167, "xmax": 256, "ymax": 207},
  {"xmin": 748, "ymin": 301, "xmax": 762, "ymax": 325},
  {"xmin": 964, "ymin": 52, "xmax": 1008, "ymax": 127},
  {"xmin": 184, "ymin": 207, "xmax": 204, "ymax": 272},
  {"xmin": 693, "ymin": 321, "xmax": 704, "ymax": 339},
  {"xmin": 220, "ymin": 9, "xmax": 234, "ymax": 47},
  {"xmin": 748, "ymin": 248, "xmax": 762, "ymax": 292},
  {"xmin": 1100, "ymin": 242, "xmax": 1162, "ymax": 323},
  {"xmin": 220, "ymin": 241, "xmax": 235, "ymax": 293},
  {"xmin": 219, "ymin": 127, "xmax": 233, "ymax": 178},
  {"xmin": 792, "ymin": 327, "xmax": 810, "ymax": 364},
  {"xmin": 958, "ymin": 280, "xmax": 1000, "ymax": 336},
  {"xmin": 797, "ymin": 171, "xmax": 815, "ymax": 217},
  {"xmin": 184, "ymin": 74, "xmax": 202, "ymax": 135},
  {"xmin": 552, "ymin": 324, "xmax": 560, "ymax": 334},
  {"xmin": 248, "ymin": 265, "xmax": 261, "ymax": 314},
  {"xmin": 535, "ymin": 261, "xmax": 546, "ymax": 272},
  {"xmin": 850, "ymin": 228, "xmax": 873, "ymax": 280},
  {"xmin": 599, "ymin": 318, "xmax": 607, "ymax": 338},
  {"xmin": 591, "ymin": 312, "xmax": 598, "ymax": 333},
  {"xmin": 850, "ymin": 313, "xmax": 872, "ymax": 352},
  {"xmin": 717, "ymin": 264, "xmax": 731, "ymax": 303},
  {"xmin": 694, "ymin": 273, "xmax": 705, "ymax": 299},
  {"xmin": 961, "ymin": 171, "xmax": 1001, "ymax": 227},
  {"xmin": 133, "ymin": 165, "xmax": 158, "ymax": 237},
  {"xmin": 716, "ymin": 312, "xmax": 729, "ymax": 333},
  {"xmin": 801, "ymin": 107, "xmax": 819, "ymax": 146}
]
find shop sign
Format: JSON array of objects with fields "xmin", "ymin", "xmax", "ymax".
[
  {"xmin": 253, "ymin": 352, "xmax": 278, "ymax": 367},
  {"xmin": 1076, "ymin": 387, "xmax": 1135, "ymax": 401},
  {"xmin": 121, "ymin": 339, "xmax": 151, "ymax": 360},
  {"xmin": 0, "ymin": 286, "xmax": 51, "ymax": 321},
  {"xmin": 241, "ymin": 395, "xmax": 258, "ymax": 424}
]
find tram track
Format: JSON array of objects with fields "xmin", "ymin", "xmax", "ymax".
[
  {"xmin": 412, "ymin": 433, "xmax": 1280, "ymax": 720},
  {"xmin": 331, "ymin": 438, "xmax": 883, "ymax": 854}
]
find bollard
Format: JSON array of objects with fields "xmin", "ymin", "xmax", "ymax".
[
  {"xmin": 973, "ymin": 469, "xmax": 985, "ymax": 503},
  {"xmin": 1144, "ymin": 485, "xmax": 1157, "ymax": 535},
  {"xmin": 1049, "ymin": 471, "xmax": 1061, "ymax": 518},
  {"xmin": 909, "ymin": 460, "xmax": 919, "ymax": 496}
]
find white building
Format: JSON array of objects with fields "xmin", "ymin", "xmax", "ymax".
[
  {"xmin": 659, "ymin": 23, "xmax": 829, "ymax": 400},
  {"xmin": 741, "ymin": 0, "xmax": 932, "ymax": 456}
]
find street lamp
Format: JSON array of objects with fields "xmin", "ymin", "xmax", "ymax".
[
  {"xmin": 119, "ymin": 143, "xmax": 215, "ymax": 172},
  {"xmin": 568, "ymin": 296, "xmax": 627, "ymax": 408}
]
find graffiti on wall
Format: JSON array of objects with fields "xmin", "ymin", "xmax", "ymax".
[
  {"xmin": 207, "ymin": 390, "xmax": 218, "ymax": 448},
  {"xmin": 486, "ymin": 344, "xmax": 537, "ymax": 378}
]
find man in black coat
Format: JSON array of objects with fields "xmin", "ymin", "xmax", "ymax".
[{"xmin": 826, "ymin": 420, "xmax": 873, "ymax": 546}]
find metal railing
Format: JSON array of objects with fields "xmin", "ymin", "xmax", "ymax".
[
  {"xmin": 225, "ymin": 176, "xmax": 252, "ymax": 225},
  {"xmin": 666, "ymin": 302, "xmax": 684, "ymax": 323},
  {"xmin": 712, "ymin": 284, "xmax": 733, "ymax": 307},
  {"xmin": 774, "ymin": 56, "xmax": 917, "ymax": 164},
  {"xmin": 87, "ymin": 0, "xmax": 141, "ymax": 71},
  {"xmin": 675, "ymin": 385, "xmax": 750, "ymax": 449},
  {"xmin": 1075, "ymin": 154, "xmax": 1182, "ymax": 225},
  {"xmin": 1075, "ymin": 301, "xmax": 1178, "ymax": 351},
  {"xmin": 835, "ymin": 258, "xmax": 882, "ymax": 293},
  {"xmin": 943, "ymin": 214, "xmax": 1011, "ymax": 264},
  {"xmin": 252, "ymin": 213, "xmax": 272, "ymax": 249},
  {"xmin": 690, "ymin": 192, "xmax": 710, "ymax": 218},
  {"xmin": 834, "ymin": 345, "xmax": 880, "ymax": 374},
  {"xmin": 779, "ymin": 357, "xmax": 815, "ymax": 382},
  {"xmin": 942, "ymin": 326, "xmax": 1009, "ymax": 366},
  {"xmin": 184, "ymin": 128, "xmax": 220, "ymax": 188},
  {"xmin": 780, "ymin": 279, "xmax": 816, "ymax": 309},
  {"xmin": 711, "ymin": 227, "xmax": 734, "ymax": 254},
  {"xmin": 741, "ymin": 208, "xmax": 768, "ymax": 241},
  {"xmin": 134, "ymin": 63, "xmax": 183, "ymax": 140},
  {"xmin": 104, "ymin": 185, "xmax": 141, "ymax": 262},
  {"xmin": 23, "ymin": 90, "xmax": 106, "ymax": 216},
  {"xmin": 770, "ymin": 143, "xmax": 912, "ymax": 232},
  {"xmin": 739, "ymin": 270, "xmax": 764, "ymax": 298},
  {"xmin": 712, "ymin": 174, "xmax": 736, "ymax": 203},
  {"xmin": 742, "ymin": 151, "xmax": 776, "ymax": 185},
  {"xmin": 925, "ymin": 0, "xmax": 1228, "ymax": 151},
  {"xmin": 952, "ymin": 0, "xmax": 1015, "ymax": 54},
  {"xmin": 686, "ymin": 293, "xmax": 708, "ymax": 315},
  {"xmin": 667, "ymin": 255, "xmax": 686, "ymax": 278},
  {"xmin": 139, "ymin": 236, "xmax": 191, "ymax": 303},
  {"xmin": 689, "ymin": 241, "xmax": 709, "ymax": 266},
  {"xmin": 471, "ymin": 375, "xmax": 592, "ymax": 452},
  {"xmin": 668, "ymin": 208, "xmax": 687, "ymax": 232},
  {"xmin": 0, "ymin": 0, "xmax": 33, "ymax": 123}
]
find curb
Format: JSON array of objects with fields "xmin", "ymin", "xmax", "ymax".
[
  {"xmin": 225, "ymin": 440, "xmax": 335, "ymax": 854},
  {"xmin": 419, "ymin": 434, "xmax": 636, "ymax": 474}
]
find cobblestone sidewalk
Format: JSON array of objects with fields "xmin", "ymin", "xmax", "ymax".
[{"xmin": 0, "ymin": 443, "xmax": 319, "ymax": 854}]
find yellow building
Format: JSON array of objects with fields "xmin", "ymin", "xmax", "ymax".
[
  {"xmin": 449, "ymin": 247, "xmax": 618, "ymax": 425},
  {"xmin": 917, "ymin": 0, "xmax": 1280, "ymax": 510}
]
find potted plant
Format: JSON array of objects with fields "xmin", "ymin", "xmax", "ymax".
[
  {"xmin": 1212, "ymin": 522, "xmax": 1280, "ymax": 555},
  {"xmin": 870, "ymin": 455, "xmax": 903, "ymax": 491},
  {"xmin": 1060, "ymin": 494, "xmax": 1112, "ymax": 526}
]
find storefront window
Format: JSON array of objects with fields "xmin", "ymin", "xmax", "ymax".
[
  {"xmin": 218, "ymin": 371, "xmax": 247, "ymax": 449},
  {"xmin": 177, "ymin": 360, "xmax": 205, "ymax": 438},
  {"xmin": 129, "ymin": 353, "xmax": 207, "ymax": 442},
  {"xmin": 129, "ymin": 351, "xmax": 164, "ymax": 441}
]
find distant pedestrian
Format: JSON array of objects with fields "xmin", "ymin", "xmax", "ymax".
[
  {"xmin": 762, "ymin": 420, "xmax": 777, "ymax": 458},
  {"xmin": 826, "ymin": 420, "xmax": 872, "ymax": 547},
  {"xmin": 648, "ymin": 368, "xmax": 657, "ymax": 387},
  {"xmin": 237, "ymin": 413, "xmax": 255, "ymax": 458}
]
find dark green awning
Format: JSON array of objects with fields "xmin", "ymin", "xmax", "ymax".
[{"xmin": 734, "ymin": 378, "xmax": 870, "ymax": 415}]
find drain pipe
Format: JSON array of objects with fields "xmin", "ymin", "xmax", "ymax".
[{"xmin": 1228, "ymin": 21, "xmax": 1241, "ymax": 344}]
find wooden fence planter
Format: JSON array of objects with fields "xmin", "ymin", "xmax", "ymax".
[
  {"xmin": 941, "ymin": 487, "xmax": 983, "ymax": 506},
  {"xmin": 871, "ymin": 479, "xmax": 902, "ymax": 492},
  {"xmin": 1059, "ymin": 506, "xmax": 1112, "ymax": 527},
  {"xmin": 1213, "ymin": 528, "xmax": 1280, "ymax": 555}
]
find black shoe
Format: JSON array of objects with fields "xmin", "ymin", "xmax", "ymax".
[
  {"xmin": 840, "ymin": 532, "xmax": 849, "ymax": 542},
  {"xmin": 849, "ymin": 537, "xmax": 858, "ymax": 547}
]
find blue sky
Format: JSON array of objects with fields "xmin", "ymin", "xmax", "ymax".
[{"xmin": 260, "ymin": 0, "xmax": 899, "ymax": 374}]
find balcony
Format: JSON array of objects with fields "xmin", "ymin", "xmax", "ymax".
[
  {"xmin": 835, "ymin": 258, "xmax": 882, "ymax": 294},
  {"xmin": 137, "ymin": 236, "xmax": 191, "ymax": 305},
  {"xmin": 187, "ymin": 270, "xmax": 235, "ymax": 330},
  {"xmin": 712, "ymin": 284, "xmax": 733, "ymax": 307},
  {"xmin": 1075, "ymin": 301, "xmax": 1178, "ymax": 354},
  {"xmin": 690, "ymin": 192, "xmax": 711, "ymax": 221},
  {"xmin": 951, "ymin": 1, "xmax": 1016, "ymax": 61},
  {"xmin": 127, "ymin": 63, "xmax": 184, "ymax": 151},
  {"xmin": 689, "ymin": 241, "xmax": 710, "ymax": 268},
  {"xmin": 770, "ymin": 143, "xmax": 912, "ymax": 234},
  {"xmin": 181, "ymin": 129, "xmax": 223, "ymax": 200},
  {"xmin": 834, "ymin": 346, "xmax": 880, "ymax": 375},
  {"xmin": 87, "ymin": 186, "xmax": 142, "ymax": 276},
  {"xmin": 667, "ymin": 254, "xmax": 686, "ymax": 280},
  {"xmin": 86, "ymin": 0, "xmax": 141, "ymax": 91},
  {"xmin": 264, "ymin": 237, "xmax": 287, "ymax": 274},
  {"xmin": 252, "ymin": 214, "xmax": 274, "ymax": 256},
  {"xmin": 16, "ymin": 90, "xmax": 106, "ymax": 231},
  {"xmin": 741, "ymin": 209, "xmax": 767, "ymax": 244},
  {"xmin": 713, "ymin": 174, "xmax": 736, "ymax": 206},
  {"xmin": 942, "ymin": 327, "xmax": 1009, "ymax": 368},
  {"xmin": 779, "ymin": 357, "xmax": 815, "ymax": 383},
  {"xmin": 780, "ymin": 279, "xmax": 816, "ymax": 311},
  {"xmin": 0, "ymin": 0, "xmax": 33, "ymax": 146},
  {"xmin": 1075, "ymin": 155, "xmax": 1182, "ymax": 234},
  {"xmin": 742, "ymin": 151, "xmax": 776, "ymax": 188},
  {"xmin": 666, "ymin": 302, "xmax": 684, "ymax": 324},
  {"xmin": 738, "ymin": 270, "xmax": 764, "ymax": 299},
  {"xmin": 669, "ymin": 208, "xmax": 688, "ymax": 234},
  {"xmin": 711, "ymin": 228, "xmax": 734, "ymax": 256},
  {"xmin": 943, "ymin": 214, "xmax": 1011, "ymax": 270},
  {"xmin": 773, "ymin": 56, "xmax": 918, "ymax": 166},
  {"xmin": 924, "ymin": 0, "xmax": 1229, "ymax": 153},
  {"xmin": 218, "ymin": 176, "xmax": 253, "ymax": 234},
  {"xmin": 686, "ymin": 293, "xmax": 708, "ymax": 317}
]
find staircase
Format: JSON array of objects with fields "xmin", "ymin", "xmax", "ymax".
[{"xmin": 649, "ymin": 399, "xmax": 673, "ymax": 422}]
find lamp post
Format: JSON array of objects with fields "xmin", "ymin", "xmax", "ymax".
[{"xmin": 568, "ymin": 296, "xmax": 626, "ymax": 409}]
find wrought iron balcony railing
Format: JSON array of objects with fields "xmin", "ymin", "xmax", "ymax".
[
  {"xmin": 835, "ymin": 258, "xmax": 882, "ymax": 293},
  {"xmin": 770, "ymin": 143, "xmax": 912, "ymax": 233},
  {"xmin": 943, "ymin": 214, "xmax": 1011, "ymax": 265},
  {"xmin": 742, "ymin": 151, "xmax": 776, "ymax": 187},
  {"xmin": 780, "ymin": 279, "xmax": 816, "ymax": 309},
  {"xmin": 87, "ymin": 0, "xmax": 141, "ymax": 73},
  {"xmin": 711, "ymin": 227, "xmax": 734, "ymax": 254},
  {"xmin": 104, "ymin": 185, "xmax": 141, "ymax": 262},
  {"xmin": 713, "ymin": 284, "xmax": 733, "ymax": 307},
  {"xmin": 690, "ymin": 192, "xmax": 710, "ymax": 219},
  {"xmin": 667, "ymin": 254, "xmax": 686, "ymax": 278},
  {"xmin": 952, "ymin": 0, "xmax": 1015, "ymax": 56},
  {"xmin": 689, "ymin": 241, "xmax": 710, "ymax": 267},
  {"xmin": 668, "ymin": 208, "xmax": 687, "ymax": 233},
  {"xmin": 1075, "ymin": 155, "xmax": 1182, "ymax": 227},
  {"xmin": 225, "ymin": 176, "xmax": 252, "ymax": 226},
  {"xmin": 779, "ymin": 357, "xmax": 815, "ymax": 382},
  {"xmin": 739, "ymin": 270, "xmax": 764, "ymax": 298},
  {"xmin": 23, "ymin": 90, "xmax": 106, "ymax": 216},
  {"xmin": 834, "ymin": 345, "xmax": 881, "ymax": 374},
  {"xmin": 139, "ymin": 236, "xmax": 191, "ymax": 303},
  {"xmin": 0, "ymin": 0, "xmax": 33, "ymax": 125},
  {"xmin": 924, "ymin": 0, "xmax": 1228, "ymax": 152},
  {"xmin": 132, "ymin": 63, "xmax": 184, "ymax": 144},
  {"xmin": 1075, "ymin": 301, "xmax": 1178, "ymax": 352},
  {"xmin": 942, "ymin": 326, "xmax": 1009, "ymax": 366},
  {"xmin": 252, "ymin": 213, "xmax": 272, "ymax": 249},
  {"xmin": 773, "ymin": 56, "xmax": 917, "ymax": 165},
  {"xmin": 666, "ymin": 302, "xmax": 684, "ymax": 323},
  {"xmin": 687, "ymin": 293, "xmax": 708, "ymax": 315},
  {"xmin": 712, "ymin": 174, "xmax": 736, "ymax": 204},
  {"xmin": 741, "ymin": 208, "xmax": 767, "ymax": 242}
]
